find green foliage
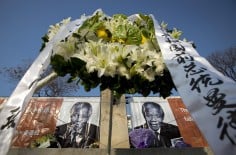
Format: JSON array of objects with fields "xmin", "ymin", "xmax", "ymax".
[
  {"xmin": 29, "ymin": 134, "xmax": 54, "ymax": 148},
  {"xmin": 51, "ymin": 54, "xmax": 176, "ymax": 98},
  {"xmin": 47, "ymin": 11, "xmax": 182, "ymax": 98}
]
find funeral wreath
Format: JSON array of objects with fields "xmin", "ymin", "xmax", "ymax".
[{"xmin": 41, "ymin": 10, "xmax": 184, "ymax": 98}]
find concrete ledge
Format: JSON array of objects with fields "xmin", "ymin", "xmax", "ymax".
[{"xmin": 8, "ymin": 147, "xmax": 214, "ymax": 155}]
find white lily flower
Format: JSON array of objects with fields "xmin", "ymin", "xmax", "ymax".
[
  {"xmin": 97, "ymin": 68, "xmax": 106, "ymax": 77},
  {"xmin": 117, "ymin": 65, "xmax": 130, "ymax": 79},
  {"xmin": 78, "ymin": 41, "xmax": 118, "ymax": 77},
  {"xmin": 131, "ymin": 64, "xmax": 144, "ymax": 75},
  {"xmin": 152, "ymin": 53, "xmax": 165, "ymax": 75},
  {"xmin": 143, "ymin": 68, "xmax": 156, "ymax": 81},
  {"xmin": 140, "ymin": 40, "xmax": 156, "ymax": 51},
  {"xmin": 53, "ymin": 36, "xmax": 77, "ymax": 60}
]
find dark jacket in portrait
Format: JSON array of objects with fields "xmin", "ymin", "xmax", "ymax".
[
  {"xmin": 134, "ymin": 122, "xmax": 181, "ymax": 148},
  {"xmin": 50, "ymin": 123, "xmax": 99, "ymax": 148}
]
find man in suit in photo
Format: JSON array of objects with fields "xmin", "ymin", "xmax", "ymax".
[
  {"xmin": 140, "ymin": 101, "xmax": 181, "ymax": 147},
  {"xmin": 51, "ymin": 102, "xmax": 99, "ymax": 148}
]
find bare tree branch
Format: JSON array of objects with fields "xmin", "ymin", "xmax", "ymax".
[
  {"xmin": 207, "ymin": 46, "xmax": 236, "ymax": 82},
  {"xmin": 0, "ymin": 60, "xmax": 80, "ymax": 97}
]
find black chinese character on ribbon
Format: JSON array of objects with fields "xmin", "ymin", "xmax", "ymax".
[
  {"xmin": 227, "ymin": 110, "xmax": 236, "ymax": 129},
  {"xmin": 217, "ymin": 116, "xmax": 235, "ymax": 145},
  {"xmin": 190, "ymin": 74, "xmax": 223, "ymax": 93},
  {"xmin": 0, "ymin": 107, "xmax": 21, "ymax": 130},
  {"xmin": 184, "ymin": 62, "xmax": 206, "ymax": 78},
  {"xmin": 170, "ymin": 43, "xmax": 185, "ymax": 52},
  {"xmin": 173, "ymin": 52, "xmax": 194, "ymax": 64},
  {"xmin": 204, "ymin": 88, "xmax": 236, "ymax": 115}
]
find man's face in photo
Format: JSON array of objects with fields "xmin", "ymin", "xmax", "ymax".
[
  {"xmin": 144, "ymin": 106, "xmax": 163, "ymax": 131},
  {"xmin": 71, "ymin": 107, "xmax": 91, "ymax": 134}
]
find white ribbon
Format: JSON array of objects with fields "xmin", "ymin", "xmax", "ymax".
[
  {"xmin": 151, "ymin": 15, "xmax": 236, "ymax": 155},
  {"xmin": 0, "ymin": 14, "xmax": 90, "ymax": 155}
]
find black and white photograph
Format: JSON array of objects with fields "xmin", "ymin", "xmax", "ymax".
[
  {"xmin": 129, "ymin": 97, "xmax": 181, "ymax": 148},
  {"xmin": 50, "ymin": 97, "xmax": 100, "ymax": 148}
]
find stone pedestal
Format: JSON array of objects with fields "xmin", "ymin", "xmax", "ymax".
[{"xmin": 99, "ymin": 89, "xmax": 130, "ymax": 148}]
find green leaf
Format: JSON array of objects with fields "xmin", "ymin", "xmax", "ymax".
[
  {"xmin": 78, "ymin": 11, "xmax": 103, "ymax": 33},
  {"xmin": 126, "ymin": 26, "xmax": 142, "ymax": 45},
  {"xmin": 113, "ymin": 25, "xmax": 127, "ymax": 40},
  {"xmin": 50, "ymin": 54, "xmax": 68, "ymax": 76},
  {"xmin": 141, "ymin": 29, "xmax": 151, "ymax": 38},
  {"xmin": 70, "ymin": 57, "xmax": 86, "ymax": 68},
  {"xmin": 40, "ymin": 34, "xmax": 49, "ymax": 51},
  {"xmin": 112, "ymin": 14, "xmax": 127, "ymax": 20}
]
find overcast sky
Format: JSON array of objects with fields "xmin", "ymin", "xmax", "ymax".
[{"xmin": 0, "ymin": 0, "xmax": 235, "ymax": 96}]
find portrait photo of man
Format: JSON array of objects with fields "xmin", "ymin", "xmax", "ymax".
[
  {"xmin": 141, "ymin": 101, "xmax": 181, "ymax": 147},
  {"xmin": 51, "ymin": 102, "xmax": 99, "ymax": 148},
  {"xmin": 130, "ymin": 100, "xmax": 182, "ymax": 148}
]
